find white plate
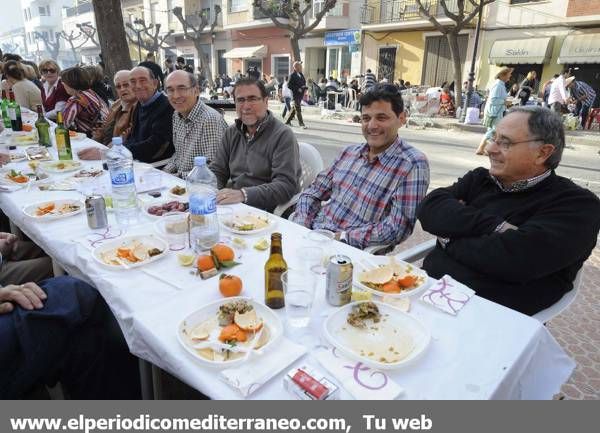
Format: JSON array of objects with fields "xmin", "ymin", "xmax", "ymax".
[
  {"xmin": 10, "ymin": 131, "xmax": 38, "ymax": 146},
  {"xmin": 69, "ymin": 132, "xmax": 86, "ymax": 141},
  {"xmin": 92, "ymin": 234, "xmax": 168, "ymax": 269},
  {"xmin": 168, "ymin": 186, "xmax": 189, "ymax": 201},
  {"xmin": 144, "ymin": 200, "xmax": 189, "ymax": 218},
  {"xmin": 177, "ymin": 297, "xmax": 283, "ymax": 368},
  {"xmin": 323, "ymin": 301, "xmax": 430, "ymax": 370},
  {"xmin": 0, "ymin": 169, "xmax": 31, "ymax": 185},
  {"xmin": 22, "ymin": 199, "xmax": 84, "ymax": 220},
  {"xmin": 40, "ymin": 160, "xmax": 82, "ymax": 173},
  {"xmin": 220, "ymin": 211, "xmax": 276, "ymax": 235},
  {"xmin": 10, "ymin": 152, "xmax": 27, "ymax": 162},
  {"xmin": 354, "ymin": 256, "xmax": 430, "ymax": 299}
]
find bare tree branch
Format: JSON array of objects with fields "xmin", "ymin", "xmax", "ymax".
[
  {"xmin": 34, "ymin": 31, "xmax": 61, "ymax": 60},
  {"xmin": 76, "ymin": 23, "xmax": 100, "ymax": 48}
]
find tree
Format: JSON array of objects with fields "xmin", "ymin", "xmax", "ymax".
[
  {"xmin": 34, "ymin": 31, "xmax": 61, "ymax": 61},
  {"xmin": 76, "ymin": 22, "xmax": 100, "ymax": 48},
  {"xmin": 415, "ymin": 0, "xmax": 495, "ymax": 108},
  {"xmin": 172, "ymin": 6, "xmax": 221, "ymax": 87},
  {"xmin": 1, "ymin": 42, "xmax": 19, "ymax": 55},
  {"xmin": 253, "ymin": 0, "xmax": 337, "ymax": 61},
  {"xmin": 91, "ymin": 0, "xmax": 132, "ymax": 82},
  {"xmin": 60, "ymin": 30, "xmax": 90, "ymax": 63},
  {"xmin": 124, "ymin": 18, "xmax": 174, "ymax": 60}
]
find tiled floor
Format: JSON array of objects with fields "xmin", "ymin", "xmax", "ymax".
[{"xmin": 393, "ymin": 223, "xmax": 600, "ymax": 400}]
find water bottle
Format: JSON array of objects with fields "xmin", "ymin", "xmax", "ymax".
[
  {"xmin": 106, "ymin": 136, "xmax": 138, "ymax": 225},
  {"xmin": 187, "ymin": 156, "xmax": 219, "ymax": 252}
]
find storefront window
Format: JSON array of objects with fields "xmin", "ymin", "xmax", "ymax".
[
  {"xmin": 327, "ymin": 48, "xmax": 339, "ymax": 78},
  {"xmin": 340, "ymin": 45, "xmax": 351, "ymax": 80}
]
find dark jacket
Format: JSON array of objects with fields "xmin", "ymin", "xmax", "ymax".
[
  {"xmin": 287, "ymin": 71, "xmax": 306, "ymax": 100},
  {"xmin": 417, "ymin": 168, "xmax": 600, "ymax": 315},
  {"xmin": 125, "ymin": 92, "xmax": 174, "ymax": 163}
]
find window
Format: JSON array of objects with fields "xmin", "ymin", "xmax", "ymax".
[
  {"xmin": 313, "ymin": 0, "xmax": 344, "ymax": 18},
  {"xmin": 46, "ymin": 5, "xmax": 51, "ymax": 16},
  {"xmin": 23, "ymin": 9, "xmax": 27, "ymax": 21},
  {"xmin": 229, "ymin": 0, "xmax": 247, "ymax": 13},
  {"xmin": 150, "ymin": 2, "xmax": 158, "ymax": 24},
  {"xmin": 39, "ymin": 6, "xmax": 47, "ymax": 16},
  {"xmin": 272, "ymin": 55, "xmax": 290, "ymax": 82},
  {"xmin": 49, "ymin": 29, "xmax": 53, "ymax": 41},
  {"xmin": 510, "ymin": 0, "xmax": 544, "ymax": 4}
]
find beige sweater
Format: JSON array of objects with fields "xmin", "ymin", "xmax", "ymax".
[{"xmin": 12, "ymin": 79, "xmax": 43, "ymax": 111}]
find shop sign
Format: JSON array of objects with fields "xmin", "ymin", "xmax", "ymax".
[{"xmin": 325, "ymin": 30, "xmax": 361, "ymax": 46}]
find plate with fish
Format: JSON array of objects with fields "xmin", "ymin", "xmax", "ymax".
[
  {"xmin": 23, "ymin": 199, "xmax": 84, "ymax": 220},
  {"xmin": 220, "ymin": 211, "xmax": 274, "ymax": 235},
  {"xmin": 92, "ymin": 235, "xmax": 168, "ymax": 269},
  {"xmin": 355, "ymin": 256, "xmax": 429, "ymax": 299},
  {"xmin": 40, "ymin": 160, "xmax": 82, "ymax": 173}
]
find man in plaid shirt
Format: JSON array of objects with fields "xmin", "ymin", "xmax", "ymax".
[
  {"xmin": 567, "ymin": 79, "xmax": 597, "ymax": 128},
  {"xmin": 164, "ymin": 70, "xmax": 228, "ymax": 178},
  {"xmin": 292, "ymin": 84, "xmax": 430, "ymax": 249}
]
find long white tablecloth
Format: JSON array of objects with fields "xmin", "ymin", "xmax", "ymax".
[{"xmin": 0, "ymin": 130, "xmax": 575, "ymax": 400}]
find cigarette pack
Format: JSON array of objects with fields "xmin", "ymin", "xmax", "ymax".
[{"xmin": 283, "ymin": 365, "xmax": 339, "ymax": 400}]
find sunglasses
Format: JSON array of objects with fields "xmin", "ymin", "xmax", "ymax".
[{"xmin": 41, "ymin": 68, "xmax": 57, "ymax": 73}]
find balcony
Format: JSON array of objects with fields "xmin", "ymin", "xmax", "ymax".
[
  {"xmin": 252, "ymin": 6, "xmax": 288, "ymax": 20},
  {"xmin": 361, "ymin": 0, "xmax": 474, "ymax": 26}
]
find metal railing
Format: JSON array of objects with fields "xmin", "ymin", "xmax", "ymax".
[
  {"xmin": 253, "ymin": 6, "xmax": 288, "ymax": 20},
  {"xmin": 361, "ymin": 0, "xmax": 474, "ymax": 25}
]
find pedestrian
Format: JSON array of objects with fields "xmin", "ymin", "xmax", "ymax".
[
  {"xmin": 567, "ymin": 78, "xmax": 596, "ymax": 129},
  {"xmin": 548, "ymin": 69, "xmax": 569, "ymax": 113},
  {"xmin": 476, "ymin": 67, "xmax": 512, "ymax": 155},
  {"xmin": 281, "ymin": 76, "xmax": 292, "ymax": 118},
  {"xmin": 518, "ymin": 71, "xmax": 537, "ymax": 106},
  {"xmin": 361, "ymin": 69, "xmax": 376, "ymax": 93},
  {"xmin": 284, "ymin": 61, "xmax": 308, "ymax": 129}
]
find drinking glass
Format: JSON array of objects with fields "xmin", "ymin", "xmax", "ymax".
[
  {"xmin": 305, "ymin": 229, "xmax": 335, "ymax": 274},
  {"xmin": 296, "ymin": 246, "xmax": 324, "ymax": 275},
  {"xmin": 282, "ymin": 269, "xmax": 316, "ymax": 328},
  {"xmin": 156, "ymin": 211, "xmax": 189, "ymax": 251},
  {"xmin": 138, "ymin": 169, "xmax": 163, "ymax": 193}
]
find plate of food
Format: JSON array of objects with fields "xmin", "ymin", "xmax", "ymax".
[
  {"xmin": 92, "ymin": 235, "xmax": 168, "ymax": 269},
  {"xmin": 220, "ymin": 211, "xmax": 274, "ymax": 235},
  {"xmin": 72, "ymin": 168, "xmax": 104, "ymax": 179},
  {"xmin": 323, "ymin": 301, "xmax": 430, "ymax": 370},
  {"xmin": 68, "ymin": 130, "xmax": 86, "ymax": 140},
  {"xmin": 355, "ymin": 256, "xmax": 429, "ymax": 299},
  {"xmin": 11, "ymin": 131, "xmax": 38, "ymax": 146},
  {"xmin": 178, "ymin": 297, "xmax": 282, "ymax": 367},
  {"xmin": 144, "ymin": 200, "xmax": 189, "ymax": 218},
  {"xmin": 25, "ymin": 146, "xmax": 52, "ymax": 161},
  {"xmin": 22, "ymin": 199, "xmax": 84, "ymax": 220},
  {"xmin": 168, "ymin": 185, "xmax": 189, "ymax": 201},
  {"xmin": 39, "ymin": 160, "xmax": 82, "ymax": 173},
  {"xmin": 1, "ymin": 169, "xmax": 30, "ymax": 185},
  {"xmin": 10, "ymin": 152, "xmax": 27, "ymax": 162}
]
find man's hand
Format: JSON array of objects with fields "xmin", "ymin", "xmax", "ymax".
[
  {"xmin": 0, "ymin": 283, "xmax": 47, "ymax": 315},
  {"xmin": 0, "ymin": 232, "xmax": 18, "ymax": 257},
  {"xmin": 216, "ymin": 189, "xmax": 244, "ymax": 205},
  {"xmin": 77, "ymin": 147, "xmax": 103, "ymax": 160}
]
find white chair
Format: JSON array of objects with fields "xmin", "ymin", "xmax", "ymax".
[
  {"xmin": 533, "ymin": 268, "xmax": 583, "ymax": 324},
  {"xmin": 394, "ymin": 238, "xmax": 583, "ymax": 323},
  {"xmin": 274, "ymin": 142, "xmax": 324, "ymax": 217}
]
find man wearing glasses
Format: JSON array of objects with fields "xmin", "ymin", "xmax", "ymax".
[
  {"xmin": 163, "ymin": 70, "xmax": 228, "ymax": 178},
  {"xmin": 210, "ymin": 78, "xmax": 301, "ymax": 212},
  {"xmin": 418, "ymin": 106, "xmax": 600, "ymax": 315}
]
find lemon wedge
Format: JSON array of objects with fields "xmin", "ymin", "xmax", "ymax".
[
  {"xmin": 351, "ymin": 290, "xmax": 372, "ymax": 302},
  {"xmin": 253, "ymin": 238, "xmax": 269, "ymax": 251},
  {"xmin": 177, "ymin": 254, "xmax": 195, "ymax": 267},
  {"xmin": 232, "ymin": 237, "xmax": 247, "ymax": 249}
]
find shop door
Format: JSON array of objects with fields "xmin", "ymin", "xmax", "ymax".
[
  {"xmin": 504, "ymin": 64, "xmax": 543, "ymax": 93},
  {"xmin": 378, "ymin": 47, "xmax": 396, "ymax": 82},
  {"xmin": 217, "ymin": 49, "xmax": 226, "ymax": 76},
  {"xmin": 422, "ymin": 35, "xmax": 468, "ymax": 87}
]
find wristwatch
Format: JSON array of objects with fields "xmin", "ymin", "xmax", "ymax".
[{"xmin": 339, "ymin": 231, "xmax": 348, "ymax": 243}]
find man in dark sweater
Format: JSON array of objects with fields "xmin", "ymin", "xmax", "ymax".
[
  {"xmin": 417, "ymin": 106, "xmax": 600, "ymax": 315},
  {"xmin": 126, "ymin": 66, "xmax": 174, "ymax": 163},
  {"xmin": 285, "ymin": 61, "xmax": 307, "ymax": 129}
]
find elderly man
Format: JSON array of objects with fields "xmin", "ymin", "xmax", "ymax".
[
  {"xmin": 418, "ymin": 106, "xmax": 600, "ymax": 315},
  {"xmin": 77, "ymin": 70, "xmax": 138, "ymax": 160},
  {"xmin": 124, "ymin": 66, "xmax": 174, "ymax": 163},
  {"xmin": 285, "ymin": 61, "xmax": 307, "ymax": 129},
  {"xmin": 210, "ymin": 78, "xmax": 301, "ymax": 212},
  {"xmin": 163, "ymin": 70, "xmax": 228, "ymax": 178},
  {"xmin": 292, "ymin": 84, "xmax": 430, "ymax": 249}
]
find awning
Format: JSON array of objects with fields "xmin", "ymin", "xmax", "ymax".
[
  {"xmin": 222, "ymin": 45, "xmax": 267, "ymax": 59},
  {"xmin": 558, "ymin": 34, "xmax": 600, "ymax": 64},
  {"xmin": 489, "ymin": 37, "xmax": 554, "ymax": 65}
]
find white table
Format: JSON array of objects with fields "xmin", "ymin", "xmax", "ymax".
[{"xmin": 0, "ymin": 129, "xmax": 575, "ymax": 400}]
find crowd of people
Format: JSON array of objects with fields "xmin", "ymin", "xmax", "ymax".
[{"xmin": 0, "ymin": 47, "xmax": 599, "ymax": 398}]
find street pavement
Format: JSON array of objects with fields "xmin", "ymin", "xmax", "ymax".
[{"xmin": 223, "ymin": 107, "xmax": 600, "ymax": 400}]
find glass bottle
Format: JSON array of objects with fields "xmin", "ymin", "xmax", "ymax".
[
  {"xmin": 54, "ymin": 111, "xmax": 72, "ymax": 160},
  {"xmin": 1, "ymin": 90, "xmax": 11, "ymax": 128},
  {"xmin": 264, "ymin": 232, "xmax": 287, "ymax": 309},
  {"xmin": 7, "ymin": 90, "xmax": 22, "ymax": 131},
  {"xmin": 35, "ymin": 105, "xmax": 51, "ymax": 147}
]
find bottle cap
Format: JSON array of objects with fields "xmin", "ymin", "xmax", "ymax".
[
  {"xmin": 194, "ymin": 156, "xmax": 206, "ymax": 166},
  {"xmin": 112, "ymin": 137, "xmax": 123, "ymax": 145}
]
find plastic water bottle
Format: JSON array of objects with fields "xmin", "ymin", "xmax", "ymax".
[
  {"xmin": 106, "ymin": 136, "xmax": 138, "ymax": 225},
  {"xmin": 187, "ymin": 156, "xmax": 219, "ymax": 252}
]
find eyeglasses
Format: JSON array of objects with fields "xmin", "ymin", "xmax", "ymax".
[
  {"xmin": 115, "ymin": 83, "xmax": 130, "ymax": 89},
  {"xmin": 235, "ymin": 96, "xmax": 264, "ymax": 105},
  {"xmin": 489, "ymin": 136, "xmax": 544, "ymax": 150},
  {"xmin": 41, "ymin": 68, "xmax": 57, "ymax": 74},
  {"xmin": 165, "ymin": 85, "xmax": 194, "ymax": 96}
]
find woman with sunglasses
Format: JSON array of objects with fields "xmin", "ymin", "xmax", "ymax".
[{"xmin": 38, "ymin": 59, "xmax": 69, "ymax": 121}]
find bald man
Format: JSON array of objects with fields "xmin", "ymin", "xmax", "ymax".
[{"xmin": 79, "ymin": 69, "xmax": 139, "ymax": 160}]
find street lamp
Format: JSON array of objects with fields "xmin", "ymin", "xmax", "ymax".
[{"xmin": 460, "ymin": 3, "xmax": 484, "ymax": 124}]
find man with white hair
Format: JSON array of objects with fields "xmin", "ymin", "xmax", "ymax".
[{"xmin": 78, "ymin": 69, "xmax": 138, "ymax": 160}]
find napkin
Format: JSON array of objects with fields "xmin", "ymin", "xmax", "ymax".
[
  {"xmin": 0, "ymin": 182, "xmax": 25, "ymax": 193},
  {"xmin": 420, "ymin": 274, "xmax": 475, "ymax": 315},
  {"xmin": 313, "ymin": 346, "xmax": 404, "ymax": 400},
  {"xmin": 220, "ymin": 337, "xmax": 307, "ymax": 397}
]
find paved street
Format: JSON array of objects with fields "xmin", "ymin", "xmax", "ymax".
[{"xmin": 225, "ymin": 109, "xmax": 600, "ymax": 400}]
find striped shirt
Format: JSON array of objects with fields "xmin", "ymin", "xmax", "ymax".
[
  {"xmin": 164, "ymin": 98, "xmax": 228, "ymax": 178},
  {"xmin": 62, "ymin": 89, "xmax": 109, "ymax": 136},
  {"xmin": 292, "ymin": 137, "xmax": 430, "ymax": 249},
  {"xmin": 571, "ymin": 81, "xmax": 596, "ymax": 107}
]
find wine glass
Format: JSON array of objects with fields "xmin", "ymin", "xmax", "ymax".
[{"xmin": 305, "ymin": 229, "xmax": 335, "ymax": 274}]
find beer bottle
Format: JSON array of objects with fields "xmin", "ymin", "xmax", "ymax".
[
  {"xmin": 55, "ymin": 111, "xmax": 73, "ymax": 160},
  {"xmin": 1, "ymin": 90, "xmax": 11, "ymax": 128},
  {"xmin": 264, "ymin": 233, "xmax": 287, "ymax": 309},
  {"xmin": 7, "ymin": 90, "xmax": 22, "ymax": 131},
  {"xmin": 35, "ymin": 105, "xmax": 51, "ymax": 147}
]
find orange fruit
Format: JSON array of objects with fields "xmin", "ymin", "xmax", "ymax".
[
  {"xmin": 211, "ymin": 244, "xmax": 235, "ymax": 263},
  {"xmin": 382, "ymin": 280, "xmax": 401, "ymax": 293},
  {"xmin": 219, "ymin": 274, "xmax": 242, "ymax": 297},
  {"xmin": 397, "ymin": 275, "xmax": 419, "ymax": 288},
  {"xmin": 218, "ymin": 323, "xmax": 247, "ymax": 343},
  {"xmin": 197, "ymin": 254, "xmax": 216, "ymax": 272},
  {"xmin": 22, "ymin": 124, "xmax": 33, "ymax": 132}
]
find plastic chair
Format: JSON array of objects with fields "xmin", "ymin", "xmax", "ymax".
[
  {"xmin": 274, "ymin": 142, "xmax": 324, "ymax": 217},
  {"xmin": 533, "ymin": 268, "xmax": 583, "ymax": 324}
]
